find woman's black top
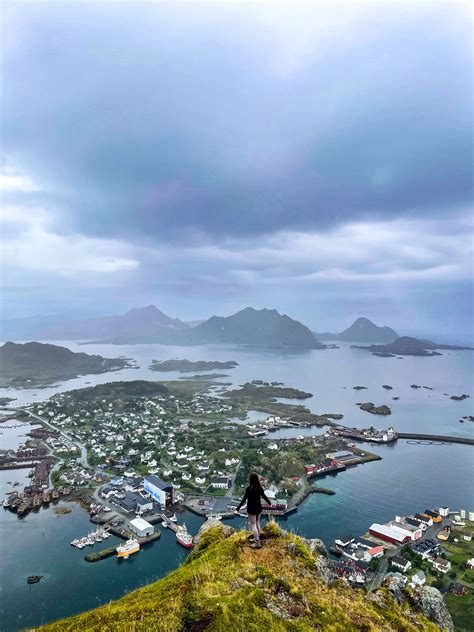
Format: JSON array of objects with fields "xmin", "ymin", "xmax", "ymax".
[{"xmin": 236, "ymin": 485, "xmax": 271, "ymax": 515}]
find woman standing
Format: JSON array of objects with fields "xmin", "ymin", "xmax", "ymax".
[{"xmin": 235, "ymin": 472, "xmax": 271, "ymax": 548}]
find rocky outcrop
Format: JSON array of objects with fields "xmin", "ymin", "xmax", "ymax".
[
  {"xmin": 299, "ymin": 536, "xmax": 328, "ymax": 558},
  {"xmin": 358, "ymin": 402, "xmax": 392, "ymax": 415},
  {"xmin": 42, "ymin": 522, "xmax": 443, "ymax": 631},
  {"xmin": 409, "ymin": 586, "xmax": 454, "ymax": 631},
  {"xmin": 193, "ymin": 517, "xmax": 236, "ymax": 546}
]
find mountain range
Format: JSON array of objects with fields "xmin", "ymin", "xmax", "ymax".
[{"xmin": 0, "ymin": 305, "xmax": 456, "ymax": 349}]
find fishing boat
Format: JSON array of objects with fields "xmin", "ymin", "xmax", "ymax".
[
  {"xmin": 176, "ymin": 524, "xmax": 193, "ymax": 549},
  {"xmin": 116, "ymin": 538, "xmax": 140, "ymax": 559}
]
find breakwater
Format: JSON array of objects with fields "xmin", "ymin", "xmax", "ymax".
[
  {"xmin": 397, "ymin": 433, "xmax": 474, "ymax": 445},
  {"xmin": 85, "ymin": 531, "xmax": 161, "ymax": 562}
]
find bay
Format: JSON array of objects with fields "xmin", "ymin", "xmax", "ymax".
[{"xmin": 0, "ymin": 340, "xmax": 473, "ymax": 630}]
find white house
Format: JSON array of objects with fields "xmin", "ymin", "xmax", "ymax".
[
  {"xmin": 390, "ymin": 556, "xmax": 412, "ymax": 572},
  {"xmin": 195, "ymin": 476, "xmax": 206, "ymax": 485},
  {"xmin": 432, "ymin": 557, "xmax": 451, "ymax": 574},
  {"xmin": 225, "ymin": 458, "xmax": 239, "ymax": 467},
  {"xmin": 211, "ymin": 476, "xmax": 231, "ymax": 489},
  {"xmin": 267, "ymin": 443, "xmax": 279, "ymax": 451},
  {"xmin": 412, "ymin": 571, "xmax": 426, "ymax": 586}
]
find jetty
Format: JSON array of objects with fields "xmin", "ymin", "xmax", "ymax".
[
  {"xmin": 84, "ymin": 531, "xmax": 161, "ymax": 562},
  {"xmin": 159, "ymin": 513, "xmax": 179, "ymax": 532},
  {"xmin": 397, "ymin": 433, "xmax": 474, "ymax": 446}
]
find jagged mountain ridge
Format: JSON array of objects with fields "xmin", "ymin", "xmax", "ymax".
[{"xmin": 80, "ymin": 307, "xmax": 323, "ymax": 348}]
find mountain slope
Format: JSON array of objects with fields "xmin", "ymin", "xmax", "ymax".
[
  {"xmin": 314, "ymin": 317, "xmax": 398, "ymax": 343},
  {"xmin": 38, "ymin": 305, "xmax": 188, "ymax": 340},
  {"xmin": 182, "ymin": 307, "xmax": 322, "ymax": 348},
  {"xmin": 0, "ymin": 341, "xmax": 133, "ymax": 387},
  {"xmin": 41, "ymin": 522, "xmax": 446, "ymax": 631}
]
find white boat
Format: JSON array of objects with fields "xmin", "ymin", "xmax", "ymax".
[
  {"xmin": 116, "ymin": 538, "xmax": 140, "ymax": 558},
  {"xmin": 170, "ymin": 514, "xmax": 178, "ymax": 522},
  {"xmin": 176, "ymin": 524, "xmax": 193, "ymax": 549}
]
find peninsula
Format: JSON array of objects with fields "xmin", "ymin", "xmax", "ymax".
[{"xmin": 0, "ymin": 341, "xmax": 134, "ymax": 388}]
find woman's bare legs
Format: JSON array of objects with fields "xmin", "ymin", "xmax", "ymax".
[
  {"xmin": 248, "ymin": 514, "xmax": 260, "ymax": 541},
  {"xmin": 256, "ymin": 513, "xmax": 261, "ymax": 536}
]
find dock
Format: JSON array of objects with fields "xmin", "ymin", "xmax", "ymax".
[
  {"xmin": 84, "ymin": 531, "xmax": 161, "ymax": 562},
  {"xmin": 397, "ymin": 433, "xmax": 474, "ymax": 445},
  {"xmin": 159, "ymin": 513, "xmax": 179, "ymax": 532}
]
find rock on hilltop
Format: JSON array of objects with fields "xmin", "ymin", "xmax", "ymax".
[{"xmin": 41, "ymin": 521, "xmax": 448, "ymax": 631}]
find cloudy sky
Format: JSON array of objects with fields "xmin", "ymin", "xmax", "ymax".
[{"xmin": 1, "ymin": 2, "xmax": 472, "ymax": 335}]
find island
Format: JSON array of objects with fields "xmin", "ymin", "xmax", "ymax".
[
  {"xmin": 352, "ymin": 336, "xmax": 473, "ymax": 357},
  {"xmin": 0, "ymin": 342, "xmax": 135, "ymax": 388},
  {"xmin": 358, "ymin": 402, "xmax": 392, "ymax": 415},
  {"xmin": 149, "ymin": 359, "xmax": 238, "ymax": 372}
]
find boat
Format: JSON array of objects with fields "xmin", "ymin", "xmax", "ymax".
[
  {"xmin": 170, "ymin": 514, "xmax": 178, "ymax": 522},
  {"xmin": 116, "ymin": 538, "xmax": 140, "ymax": 559},
  {"xmin": 176, "ymin": 524, "xmax": 193, "ymax": 549},
  {"xmin": 329, "ymin": 544, "xmax": 343, "ymax": 556}
]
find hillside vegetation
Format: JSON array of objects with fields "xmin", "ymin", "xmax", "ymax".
[{"xmin": 40, "ymin": 522, "xmax": 445, "ymax": 632}]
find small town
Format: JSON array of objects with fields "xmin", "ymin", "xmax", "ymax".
[{"xmin": 1, "ymin": 378, "xmax": 473, "ymax": 631}]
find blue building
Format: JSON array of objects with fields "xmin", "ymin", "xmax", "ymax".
[{"xmin": 143, "ymin": 475, "xmax": 173, "ymax": 508}]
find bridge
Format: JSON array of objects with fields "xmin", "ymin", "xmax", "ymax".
[{"xmin": 397, "ymin": 432, "xmax": 474, "ymax": 445}]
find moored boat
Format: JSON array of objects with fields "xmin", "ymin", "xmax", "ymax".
[
  {"xmin": 116, "ymin": 538, "xmax": 140, "ymax": 559},
  {"xmin": 176, "ymin": 524, "xmax": 193, "ymax": 549}
]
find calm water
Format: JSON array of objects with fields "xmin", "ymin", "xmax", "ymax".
[{"xmin": 0, "ymin": 341, "xmax": 473, "ymax": 630}]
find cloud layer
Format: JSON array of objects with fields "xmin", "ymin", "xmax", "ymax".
[{"xmin": 1, "ymin": 2, "xmax": 472, "ymax": 332}]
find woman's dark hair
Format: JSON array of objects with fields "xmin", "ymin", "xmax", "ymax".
[{"xmin": 248, "ymin": 472, "xmax": 262, "ymax": 491}]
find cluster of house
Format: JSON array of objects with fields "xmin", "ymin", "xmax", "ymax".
[
  {"xmin": 58, "ymin": 462, "xmax": 106, "ymax": 486},
  {"xmin": 368, "ymin": 507, "xmax": 451, "ymax": 546},
  {"xmin": 34, "ymin": 392, "xmax": 243, "ymax": 492},
  {"xmin": 43, "ymin": 434, "xmax": 78, "ymax": 455},
  {"xmin": 331, "ymin": 506, "xmax": 473, "ymax": 589},
  {"xmin": 331, "ymin": 535, "xmax": 384, "ymax": 584}
]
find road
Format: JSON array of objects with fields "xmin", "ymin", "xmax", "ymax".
[
  {"xmin": 368, "ymin": 557, "xmax": 389, "ymax": 592},
  {"xmin": 20, "ymin": 408, "xmax": 90, "ymax": 468}
]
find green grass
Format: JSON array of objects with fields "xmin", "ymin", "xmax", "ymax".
[
  {"xmin": 40, "ymin": 523, "xmax": 441, "ymax": 632},
  {"xmin": 444, "ymin": 593, "xmax": 474, "ymax": 632}
]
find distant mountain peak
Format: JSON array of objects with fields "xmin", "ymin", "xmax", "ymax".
[
  {"xmin": 313, "ymin": 317, "xmax": 398, "ymax": 343},
  {"xmin": 338, "ymin": 318, "xmax": 398, "ymax": 342}
]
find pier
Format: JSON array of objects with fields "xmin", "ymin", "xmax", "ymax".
[
  {"xmin": 84, "ymin": 531, "xmax": 161, "ymax": 562},
  {"xmin": 397, "ymin": 433, "xmax": 474, "ymax": 445}
]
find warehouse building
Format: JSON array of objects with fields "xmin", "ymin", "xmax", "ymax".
[
  {"xmin": 129, "ymin": 517, "xmax": 154, "ymax": 537},
  {"xmin": 369, "ymin": 523, "xmax": 411, "ymax": 545},
  {"xmin": 144, "ymin": 475, "xmax": 173, "ymax": 508}
]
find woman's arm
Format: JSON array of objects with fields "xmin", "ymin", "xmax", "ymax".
[
  {"xmin": 261, "ymin": 490, "xmax": 272, "ymax": 506},
  {"xmin": 236, "ymin": 489, "xmax": 248, "ymax": 511}
]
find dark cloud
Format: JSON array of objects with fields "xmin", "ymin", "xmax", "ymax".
[{"xmin": 2, "ymin": 3, "xmax": 472, "ymax": 243}]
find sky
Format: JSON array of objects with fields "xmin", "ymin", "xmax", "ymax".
[{"xmin": 1, "ymin": 1, "xmax": 473, "ymax": 335}]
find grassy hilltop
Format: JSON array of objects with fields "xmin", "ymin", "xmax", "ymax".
[{"xmin": 40, "ymin": 522, "xmax": 444, "ymax": 632}]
